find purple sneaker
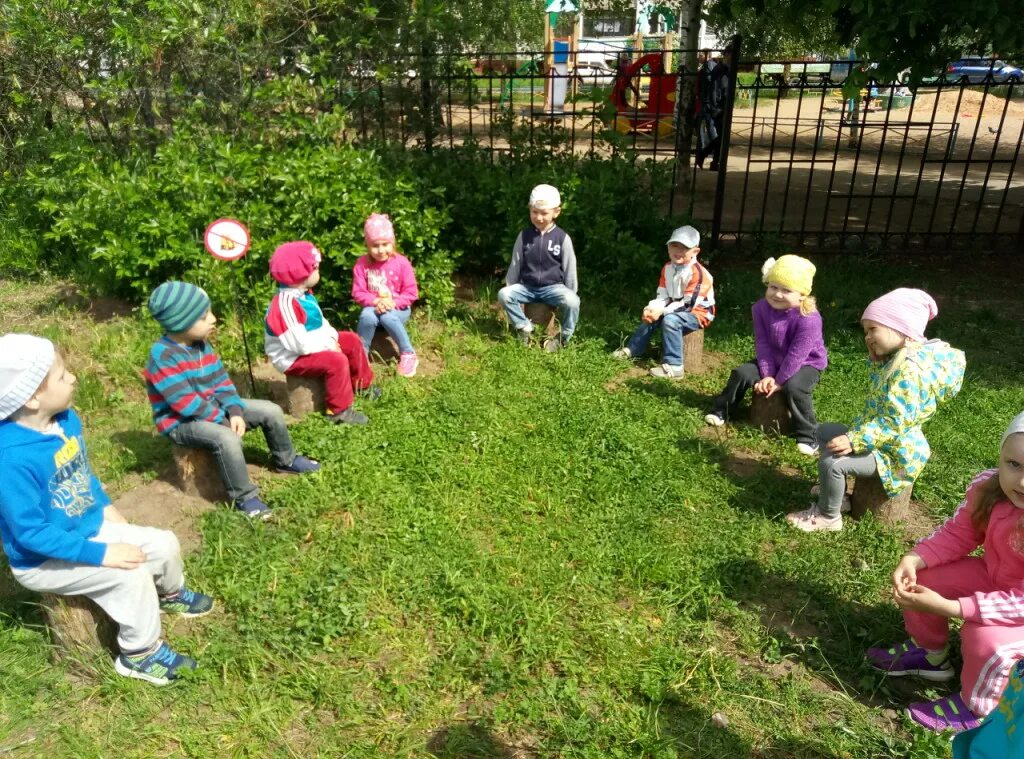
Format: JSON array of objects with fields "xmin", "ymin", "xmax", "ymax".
[
  {"xmin": 866, "ymin": 639, "xmax": 954, "ymax": 681},
  {"xmin": 907, "ymin": 694, "xmax": 981, "ymax": 733}
]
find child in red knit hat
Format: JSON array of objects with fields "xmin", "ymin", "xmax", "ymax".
[{"xmin": 265, "ymin": 241, "xmax": 377, "ymax": 425}]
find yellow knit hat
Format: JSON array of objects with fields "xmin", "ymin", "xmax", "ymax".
[{"xmin": 761, "ymin": 255, "xmax": 816, "ymax": 295}]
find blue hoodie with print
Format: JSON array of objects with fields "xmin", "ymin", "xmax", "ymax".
[{"xmin": 0, "ymin": 409, "xmax": 109, "ymax": 569}]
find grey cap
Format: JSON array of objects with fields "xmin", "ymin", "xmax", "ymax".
[{"xmin": 667, "ymin": 225, "xmax": 700, "ymax": 248}]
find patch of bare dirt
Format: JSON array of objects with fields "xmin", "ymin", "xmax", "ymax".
[
  {"xmin": 112, "ymin": 480, "xmax": 214, "ymax": 555},
  {"xmin": 53, "ymin": 285, "xmax": 134, "ymax": 321},
  {"xmin": 602, "ymin": 365, "xmax": 648, "ymax": 392},
  {"xmin": 899, "ymin": 498, "xmax": 940, "ymax": 542}
]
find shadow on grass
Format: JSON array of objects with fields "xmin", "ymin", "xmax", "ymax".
[
  {"xmin": 714, "ymin": 556, "xmax": 953, "ymax": 714},
  {"xmin": 426, "ymin": 720, "xmax": 520, "ymax": 758},
  {"xmin": 650, "ymin": 697, "xmax": 847, "ymax": 758}
]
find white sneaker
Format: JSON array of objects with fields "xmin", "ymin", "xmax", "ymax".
[
  {"xmin": 612, "ymin": 347, "xmax": 632, "ymax": 360},
  {"xmin": 650, "ymin": 363, "xmax": 684, "ymax": 379},
  {"xmin": 704, "ymin": 412, "xmax": 725, "ymax": 427},
  {"xmin": 796, "ymin": 443, "xmax": 819, "ymax": 456},
  {"xmin": 787, "ymin": 505, "xmax": 843, "ymax": 532}
]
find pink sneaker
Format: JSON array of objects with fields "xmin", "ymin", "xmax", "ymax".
[{"xmin": 397, "ymin": 352, "xmax": 419, "ymax": 377}]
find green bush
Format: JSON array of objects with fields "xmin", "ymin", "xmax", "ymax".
[{"xmin": 20, "ymin": 114, "xmax": 458, "ymax": 315}]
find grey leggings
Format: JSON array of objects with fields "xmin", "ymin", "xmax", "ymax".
[{"xmin": 815, "ymin": 423, "xmax": 878, "ymax": 519}]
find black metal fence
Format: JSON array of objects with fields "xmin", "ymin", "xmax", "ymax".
[{"xmin": 339, "ymin": 45, "xmax": 1024, "ymax": 251}]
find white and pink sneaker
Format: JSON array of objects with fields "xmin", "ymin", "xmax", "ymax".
[{"xmin": 397, "ymin": 352, "xmax": 419, "ymax": 377}]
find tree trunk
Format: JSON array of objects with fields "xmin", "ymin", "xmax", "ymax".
[{"xmin": 675, "ymin": 0, "xmax": 703, "ymax": 170}]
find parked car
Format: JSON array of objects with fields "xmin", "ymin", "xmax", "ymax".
[
  {"xmin": 946, "ymin": 57, "xmax": 1022, "ymax": 83},
  {"xmin": 574, "ymin": 58, "xmax": 617, "ymax": 87}
]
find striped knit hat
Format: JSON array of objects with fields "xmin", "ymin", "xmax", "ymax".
[
  {"xmin": 0, "ymin": 334, "xmax": 55, "ymax": 420},
  {"xmin": 148, "ymin": 282, "xmax": 211, "ymax": 333}
]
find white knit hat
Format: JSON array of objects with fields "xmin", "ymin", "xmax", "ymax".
[
  {"xmin": 529, "ymin": 184, "xmax": 561, "ymax": 209},
  {"xmin": 1002, "ymin": 411, "xmax": 1024, "ymax": 449},
  {"xmin": 0, "ymin": 334, "xmax": 56, "ymax": 420}
]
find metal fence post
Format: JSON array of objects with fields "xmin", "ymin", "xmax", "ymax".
[{"xmin": 710, "ymin": 34, "xmax": 742, "ymax": 251}]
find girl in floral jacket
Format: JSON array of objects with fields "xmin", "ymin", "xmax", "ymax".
[{"xmin": 786, "ymin": 288, "xmax": 965, "ymax": 532}]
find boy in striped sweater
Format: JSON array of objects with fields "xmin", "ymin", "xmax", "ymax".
[{"xmin": 144, "ymin": 282, "xmax": 320, "ymax": 520}]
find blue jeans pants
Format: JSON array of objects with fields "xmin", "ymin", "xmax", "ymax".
[
  {"xmin": 625, "ymin": 310, "xmax": 701, "ymax": 366},
  {"xmin": 167, "ymin": 399, "xmax": 295, "ymax": 505},
  {"xmin": 356, "ymin": 306, "xmax": 414, "ymax": 355},
  {"xmin": 497, "ymin": 283, "xmax": 580, "ymax": 343}
]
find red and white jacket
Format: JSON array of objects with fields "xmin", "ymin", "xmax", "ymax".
[{"xmin": 264, "ymin": 288, "xmax": 339, "ymax": 372}]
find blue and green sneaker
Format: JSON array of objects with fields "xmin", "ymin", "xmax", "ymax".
[
  {"xmin": 159, "ymin": 586, "xmax": 214, "ymax": 617},
  {"xmin": 114, "ymin": 641, "xmax": 197, "ymax": 685}
]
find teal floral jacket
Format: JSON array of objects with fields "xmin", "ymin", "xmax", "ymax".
[{"xmin": 847, "ymin": 340, "xmax": 966, "ymax": 497}]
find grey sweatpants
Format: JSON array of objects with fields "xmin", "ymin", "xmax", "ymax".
[
  {"xmin": 12, "ymin": 521, "xmax": 184, "ymax": 653},
  {"xmin": 815, "ymin": 423, "xmax": 878, "ymax": 519}
]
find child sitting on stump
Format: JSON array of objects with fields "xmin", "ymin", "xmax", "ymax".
[
  {"xmin": 612, "ymin": 225, "xmax": 715, "ymax": 379},
  {"xmin": 786, "ymin": 288, "xmax": 964, "ymax": 532},
  {"xmin": 265, "ymin": 240, "xmax": 376, "ymax": 423},
  {"xmin": 497, "ymin": 184, "xmax": 580, "ymax": 353},
  {"xmin": 705, "ymin": 255, "xmax": 826, "ymax": 455},
  {"xmin": 0, "ymin": 334, "xmax": 213, "ymax": 685},
  {"xmin": 146, "ymin": 281, "xmax": 321, "ymax": 521}
]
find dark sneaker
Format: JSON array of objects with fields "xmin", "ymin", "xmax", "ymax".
[
  {"xmin": 704, "ymin": 412, "xmax": 725, "ymax": 427},
  {"xmin": 159, "ymin": 586, "xmax": 214, "ymax": 617},
  {"xmin": 327, "ymin": 408, "xmax": 369, "ymax": 425},
  {"xmin": 114, "ymin": 641, "xmax": 197, "ymax": 686},
  {"xmin": 275, "ymin": 455, "xmax": 321, "ymax": 475},
  {"xmin": 907, "ymin": 694, "xmax": 981, "ymax": 733},
  {"xmin": 360, "ymin": 385, "xmax": 383, "ymax": 401},
  {"xmin": 237, "ymin": 497, "xmax": 273, "ymax": 521},
  {"xmin": 866, "ymin": 639, "xmax": 954, "ymax": 681},
  {"xmin": 517, "ymin": 329, "xmax": 533, "ymax": 346}
]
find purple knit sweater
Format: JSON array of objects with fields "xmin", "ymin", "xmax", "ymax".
[{"xmin": 752, "ymin": 298, "xmax": 828, "ymax": 385}]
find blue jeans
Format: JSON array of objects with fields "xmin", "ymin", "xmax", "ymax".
[
  {"xmin": 166, "ymin": 399, "xmax": 295, "ymax": 505},
  {"xmin": 497, "ymin": 283, "xmax": 580, "ymax": 342},
  {"xmin": 625, "ymin": 310, "xmax": 701, "ymax": 366},
  {"xmin": 356, "ymin": 306, "xmax": 414, "ymax": 355}
]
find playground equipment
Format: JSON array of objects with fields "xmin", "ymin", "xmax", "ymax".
[{"xmin": 608, "ymin": 50, "xmax": 679, "ymax": 136}]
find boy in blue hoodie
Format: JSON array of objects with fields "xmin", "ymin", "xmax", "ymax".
[{"xmin": 0, "ymin": 333, "xmax": 213, "ymax": 685}]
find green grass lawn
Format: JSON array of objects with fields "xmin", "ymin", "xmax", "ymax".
[{"xmin": 2, "ymin": 254, "xmax": 1022, "ymax": 758}]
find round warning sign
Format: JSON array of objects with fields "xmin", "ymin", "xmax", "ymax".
[{"xmin": 204, "ymin": 218, "xmax": 251, "ymax": 261}]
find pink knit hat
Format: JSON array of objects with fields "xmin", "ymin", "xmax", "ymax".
[
  {"xmin": 269, "ymin": 241, "xmax": 321, "ymax": 286},
  {"xmin": 363, "ymin": 213, "xmax": 395, "ymax": 243},
  {"xmin": 861, "ymin": 288, "xmax": 938, "ymax": 342}
]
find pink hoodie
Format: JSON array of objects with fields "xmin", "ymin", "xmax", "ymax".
[
  {"xmin": 351, "ymin": 253, "xmax": 419, "ymax": 309},
  {"xmin": 915, "ymin": 470, "xmax": 1024, "ymax": 625}
]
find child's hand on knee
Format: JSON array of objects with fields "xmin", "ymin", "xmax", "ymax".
[
  {"xmin": 102, "ymin": 543, "xmax": 147, "ymax": 569},
  {"xmin": 826, "ymin": 434, "xmax": 853, "ymax": 455},
  {"xmin": 755, "ymin": 377, "xmax": 777, "ymax": 396},
  {"xmin": 891, "ymin": 552, "xmax": 925, "ymax": 592},
  {"xmin": 229, "ymin": 416, "xmax": 246, "ymax": 437}
]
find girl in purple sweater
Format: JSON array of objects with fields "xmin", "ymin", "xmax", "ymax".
[
  {"xmin": 352, "ymin": 213, "xmax": 420, "ymax": 377},
  {"xmin": 705, "ymin": 255, "xmax": 827, "ymax": 455}
]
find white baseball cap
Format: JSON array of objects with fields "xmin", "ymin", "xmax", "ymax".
[
  {"xmin": 667, "ymin": 225, "xmax": 700, "ymax": 248},
  {"xmin": 529, "ymin": 184, "xmax": 561, "ymax": 210},
  {"xmin": 0, "ymin": 334, "xmax": 56, "ymax": 420}
]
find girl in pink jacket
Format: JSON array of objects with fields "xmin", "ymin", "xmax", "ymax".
[
  {"xmin": 352, "ymin": 214, "xmax": 420, "ymax": 377},
  {"xmin": 867, "ymin": 411, "xmax": 1024, "ymax": 734}
]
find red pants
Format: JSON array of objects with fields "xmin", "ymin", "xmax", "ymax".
[
  {"xmin": 906, "ymin": 557, "xmax": 1024, "ymax": 716},
  {"xmin": 285, "ymin": 332, "xmax": 374, "ymax": 414}
]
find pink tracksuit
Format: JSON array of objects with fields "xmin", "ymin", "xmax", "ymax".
[{"xmin": 907, "ymin": 469, "xmax": 1024, "ymax": 716}]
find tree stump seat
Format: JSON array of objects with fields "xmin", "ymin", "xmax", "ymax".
[
  {"xmin": 749, "ymin": 390, "xmax": 793, "ymax": 435},
  {"xmin": 682, "ymin": 329, "xmax": 704, "ymax": 373},
  {"xmin": 850, "ymin": 472, "xmax": 913, "ymax": 524},
  {"xmin": 369, "ymin": 329, "xmax": 401, "ymax": 363},
  {"xmin": 522, "ymin": 303, "xmax": 559, "ymax": 338},
  {"xmin": 285, "ymin": 374, "xmax": 326, "ymax": 418},
  {"xmin": 40, "ymin": 593, "xmax": 118, "ymax": 657},
  {"xmin": 172, "ymin": 445, "xmax": 227, "ymax": 502}
]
